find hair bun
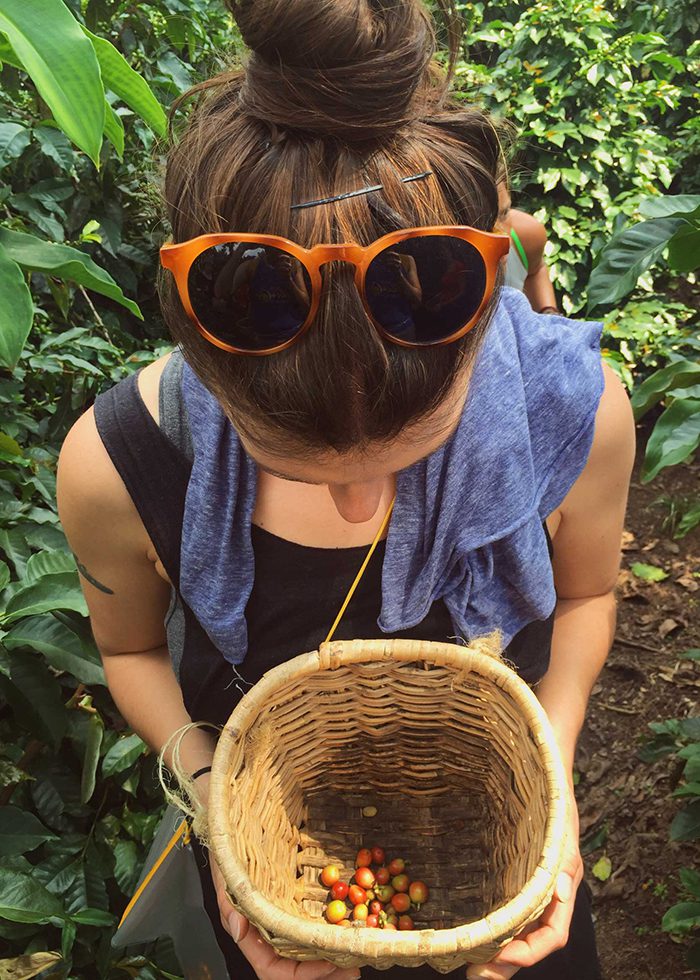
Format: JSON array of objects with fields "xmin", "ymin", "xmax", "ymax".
[{"xmin": 227, "ymin": 0, "xmax": 445, "ymax": 143}]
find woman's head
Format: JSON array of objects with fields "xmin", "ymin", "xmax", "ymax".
[{"xmin": 161, "ymin": 0, "xmax": 513, "ymax": 460}]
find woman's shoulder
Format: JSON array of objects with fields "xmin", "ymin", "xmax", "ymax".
[{"xmin": 136, "ymin": 349, "xmax": 174, "ymax": 426}]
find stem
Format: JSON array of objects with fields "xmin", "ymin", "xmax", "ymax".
[{"xmin": 78, "ymin": 286, "xmax": 113, "ymax": 346}]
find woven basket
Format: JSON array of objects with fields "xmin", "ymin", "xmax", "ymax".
[{"xmin": 209, "ymin": 638, "xmax": 568, "ymax": 973}]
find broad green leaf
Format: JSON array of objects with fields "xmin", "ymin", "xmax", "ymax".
[
  {"xmin": 84, "ymin": 28, "xmax": 167, "ymax": 137},
  {"xmin": 0, "ymin": 806, "xmax": 57, "ymax": 857},
  {"xmin": 0, "ymin": 649, "xmax": 66, "ymax": 746},
  {"xmin": 4, "ymin": 615, "xmax": 105, "ymax": 686},
  {"xmin": 674, "ymin": 783, "xmax": 700, "ymax": 797},
  {"xmin": 591, "ymin": 855, "xmax": 612, "ymax": 881},
  {"xmin": 0, "ymin": 227, "xmax": 141, "ymax": 319},
  {"xmin": 0, "ymin": 951, "xmax": 62, "ymax": 978},
  {"xmin": 35, "ymin": 125, "xmax": 75, "ymax": 171},
  {"xmin": 0, "ymin": 243, "xmax": 33, "ymax": 370},
  {"xmin": 0, "ymin": 121, "xmax": 30, "ymax": 168},
  {"xmin": 61, "ymin": 917, "xmax": 76, "ymax": 964},
  {"xmin": 0, "ymin": 528, "xmax": 31, "ymax": 578},
  {"xmin": 680, "ymin": 649, "xmax": 700, "ymax": 661},
  {"xmin": 0, "ymin": 870, "xmax": 64, "ymax": 923},
  {"xmin": 69, "ymin": 907, "xmax": 114, "ymax": 926},
  {"xmin": 3, "ymin": 571, "xmax": 88, "ymax": 623},
  {"xmin": 0, "ymin": 0, "xmax": 104, "ymax": 165},
  {"xmin": 662, "ymin": 900, "xmax": 700, "ymax": 934},
  {"xmin": 113, "ymin": 839, "xmax": 140, "ymax": 895},
  {"xmin": 639, "ymin": 194, "xmax": 700, "ymax": 220},
  {"xmin": 679, "ymin": 718, "xmax": 700, "ymax": 740},
  {"xmin": 670, "ymin": 801, "xmax": 700, "ymax": 841},
  {"xmin": 587, "ymin": 217, "xmax": 684, "ymax": 312},
  {"xmin": 631, "ymin": 359, "xmax": 700, "ymax": 419},
  {"xmin": 680, "ymin": 868, "xmax": 700, "ymax": 899},
  {"xmin": 102, "ymin": 733, "xmax": 146, "ymax": 777},
  {"xmin": 103, "ymin": 100, "xmax": 124, "ymax": 158},
  {"xmin": 24, "ymin": 549, "xmax": 76, "ymax": 583},
  {"xmin": 667, "ymin": 224, "xmax": 700, "ymax": 273},
  {"xmin": 641, "ymin": 398, "xmax": 700, "ymax": 483},
  {"xmin": 80, "ymin": 713, "xmax": 103, "ymax": 804},
  {"xmin": 0, "ymin": 560, "xmax": 9, "ymax": 591},
  {"xmin": 630, "ymin": 562, "xmax": 668, "ymax": 582}
]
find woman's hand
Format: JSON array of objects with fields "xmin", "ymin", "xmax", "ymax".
[
  {"xmin": 209, "ymin": 853, "xmax": 361, "ymax": 980},
  {"xmin": 465, "ymin": 783, "xmax": 582, "ymax": 980}
]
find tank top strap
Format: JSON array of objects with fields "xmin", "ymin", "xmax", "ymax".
[{"xmin": 93, "ymin": 366, "xmax": 192, "ymax": 589}]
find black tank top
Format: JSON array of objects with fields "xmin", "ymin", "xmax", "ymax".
[{"xmin": 93, "ymin": 367, "xmax": 554, "ymax": 734}]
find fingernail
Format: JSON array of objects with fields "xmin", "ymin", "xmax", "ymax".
[{"xmin": 228, "ymin": 911, "xmax": 242, "ymax": 942}]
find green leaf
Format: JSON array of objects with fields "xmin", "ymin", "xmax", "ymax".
[
  {"xmin": 3, "ymin": 571, "xmax": 88, "ymax": 623},
  {"xmin": 61, "ymin": 916, "xmax": 76, "ymax": 962},
  {"xmin": 680, "ymin": 868, "xmax": 700, "ymax": 899},
  {"xmin": 0, "ymin": 121, "xmax": 31, "ymax": 168},
  {"xmin": 680, "ymin": 649, "xmax": 700, "ymax": 661},
  {"xmin": 631, "ymin": 359, "xmax": 700, "ymax": 420},
  {"xmin": 667, "ymin": 224, "xmax": 700, "ymax": 274},
  {"xmin": 113, "ymin": 839, "xmax": 140, "ymax": 895},
  {"xmin": 4, "ymin": 615, "xmax": 105, "ymax": 686},
  {"xmin": 83, "ymin": 28, "xmax": 167, "ymax": 137},
  {"xmin": 80, "ymin": 713, "xmax": 103, "ymax": 805},
  {"xmin": 670, "ymin": 801, "xmax": 700, "ymax": 841},
  {"xmin": 0, "ymin": 806, "xmax": 57, "ymax": 856},
  {"xmin": 672, "ymin": 782, "xmax": 700, "ymax": 798},
  {"xmin": 0, "ymin": 870, "xmax": 64, "ymax": 923},
  {"xmin": 102, "ymin": 733, "xmax": 146, "ymax": 777},
  {"xmin": 592, "ymin": 855, "xmax": 612, "ymax": 881},
  {"xmin": 662, "ymin": 900, "xmax": 700, "ymax": 934},
  {"xmin": 69, "ymin": 906, "xmax": 115, "ymax": 926},
  {"xmin": 0, "ymin": 0, "xmax": 104, "ymax": 165},
  {"xmin": 679, "ymin": 718, "xmax": 700, "ymax": 740},
  {"xmin": 0, "ymin": 649, "xmax": 66, "ymax": 746},
  {"xmin": 102, "ymin": 100, "xmax": 124, "ymax": 158},
  {"xmin": 0, "ymin": 242, "xmax": 33, "ymax": 370},
  {"xmin": 641, "ymin": 398, "xmax": 700, "ymax": 483},
  {"xmin": 0, "ymin": 227, "xmax": 141, "ymax": 319},
  {"xmin": 587, "ymin": 217, "xmax": 684, "ymax": 312},
  {"xmin": 24, "ymin": 549, "xmax": 76, "ymax": 583},
  {"xmin": 639, "ymin": 194, "xmax": 700, "ymax": 220},
  {"xmin": 630, "ymin": 562, "xmax": 668, "ymax": 582},
  {"xmin": 0, "ymin": 528, "xmax": 31, "ymax": 578},
  {"xmin": 0, "ymin": 559, "xmax": 9, "ymax": 591}
]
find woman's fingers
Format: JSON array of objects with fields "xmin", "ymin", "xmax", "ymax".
[{"xmin": 233, "ymin": 914, "xmax": 360, "ymax": 979}]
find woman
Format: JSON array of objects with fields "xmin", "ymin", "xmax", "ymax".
[
  {"xmin": 497, "ymin": 184, "xmax": 559, "ymax": 315},
  {"xmin": 56, "ymin": 1, "xmax": 635, "ymax": 978}
]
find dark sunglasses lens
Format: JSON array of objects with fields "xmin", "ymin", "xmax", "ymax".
[
  {"xmin": 188, "ymin": 243, "xmax": 312, "ymax": 351},
  {"xmin": 365, "ymin": 236, "xmax": 487, "ymax": 344}
]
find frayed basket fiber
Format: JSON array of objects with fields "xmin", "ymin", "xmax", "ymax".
[{"xmin": 209, "ymin": 638, "xmax": 568, "ymax": 973}]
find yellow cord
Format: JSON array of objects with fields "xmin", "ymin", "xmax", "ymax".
[
  {"xmin": 324, "ymin": 494, "xmax": 396, "ymax": 644},
  {"xmin": 120, "ymin": 494, "xmax": 396, "ymax": 926},
  {"xmin": 118, "ymin": 819, "xmax": 189, "ymax": 928}
]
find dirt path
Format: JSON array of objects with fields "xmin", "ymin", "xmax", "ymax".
[{"xmin": 576, "ymin": 445, "xmax": 700, "ymax": 978}]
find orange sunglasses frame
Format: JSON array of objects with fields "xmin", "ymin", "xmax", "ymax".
[{"xmin": 160, "ymin": 226, "xmax": 510, "ymax": 355}]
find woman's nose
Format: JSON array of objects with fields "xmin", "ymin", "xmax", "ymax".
[{"xmin": 327, "ymin": 481, "xmax": 387, "ymax": 524}]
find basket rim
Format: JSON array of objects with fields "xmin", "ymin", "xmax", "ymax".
[{"xmin": 209, "ymin": 638, "xmax": 569, "ymax": 959}]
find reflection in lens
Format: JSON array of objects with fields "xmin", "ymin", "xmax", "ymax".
[
  {"xmin": 188, "ymin": 243, "xmax": 311, "ymax": 351},
  {"xmin": 365, "ymin": 236, "xmax": 486, "ymax": 344}
]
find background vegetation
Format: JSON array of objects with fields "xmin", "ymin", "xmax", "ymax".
[{"xmin": 0, "ymin": 0, "xmax": 697, "ymax": 977}]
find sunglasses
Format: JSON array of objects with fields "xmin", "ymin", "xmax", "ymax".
[{"xmin": 160, "ymin": 226, "xmax": 510, "ymax": 355}]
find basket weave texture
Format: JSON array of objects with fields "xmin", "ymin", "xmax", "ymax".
[{"xmin": 209, "ymin": 639, "xmax": 568, "ymax": 973}]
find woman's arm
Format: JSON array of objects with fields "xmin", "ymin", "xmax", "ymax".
[
  {"xmin": 538, "ymin": 363, "xmax": 635, "ymax": 769},
  {"xmin": 467, "ymin": 364, "xmax": 635, "ymax": 980},
  {"xmin": 56, "ymin": 407, "xmax": 217, "ymax": 775},
  {"xmin": 507, "ymin": 209, "xmax": 558, "ymax": 313}
]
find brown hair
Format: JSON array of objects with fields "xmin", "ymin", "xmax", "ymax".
[{"xmin": 161, "ymin": 0, "xmax": 512, "ymax": 455}]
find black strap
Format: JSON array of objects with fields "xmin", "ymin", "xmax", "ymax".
[{"xmin": 93, "ymin": 371, "xmax": 192, "ymax": 589}]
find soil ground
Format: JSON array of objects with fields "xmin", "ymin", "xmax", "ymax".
[{"xmin": 576, "ymin": 430, "xmax": 700, "ymax": 979}]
